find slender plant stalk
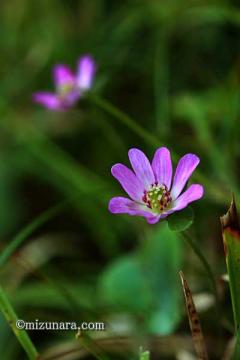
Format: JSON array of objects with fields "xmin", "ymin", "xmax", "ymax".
[
  {"xmin": 181, "ymin": 232, "xmax": 219, "ymax": 308},
  {"xmin": 76, "ymin": 332, "xmax": 111, "ymax": 360},
  {"xmin": 154, "ymin": 26, "xmax": 169, "ymax": 135},
  {"xmin": 88, "ymin": 94, "xmax": 161, "ymax": 149},
  {"xmin": 0, "ymin": 285, "xmax": 39, "ymax": 359},
  {"xmin": 0, "ymin": 201, "xmax": 66, "ymax": 267}
]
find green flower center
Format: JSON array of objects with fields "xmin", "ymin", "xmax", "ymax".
[
  {"xmin": 142, "ymin": 183, "xmax": 172, "ymax": 214},
  {"xmin": 58, "ymin": 83, "xmax": 74, "ymax": 97}
]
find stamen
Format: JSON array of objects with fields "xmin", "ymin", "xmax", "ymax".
[{"xmin": 142, "ymin": 183, "xmax": 172, "ymax": 214}]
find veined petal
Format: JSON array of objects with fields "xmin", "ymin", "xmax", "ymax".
[
  {"xmin": 109, "ymin": 197, "xmax": 166, "ymax": 224},
  {"xmin": 152, "ymin": 147, "xmax": 172, "ymax": 189},
  {"xmin": 32, "ymin": 92, "xmax": 64, "ymax": 111},
  {"xmin": 171, "ymin": 154, "xmax": 200, "ymax": 199},
  {"xmin": 109, "ymin": 197, "xmax": 151, "ymax": 216},
  {"xmin": 111, "ymin": 164, "xmax": 145, "ymax": 201},
  {"xmin": 77, "ymin": 55, "xmax": 96, "ymax": 91},
  {"xmin": 168, "ymin": 184, "xmax": 204, "ymax": 215},
  {"xmin": 53, "ymin": 65, "xmax": 75, "ymax": 89},
  {"xmin": 128, "ymin": 148, "xmax": 155, "ymax": 189}
]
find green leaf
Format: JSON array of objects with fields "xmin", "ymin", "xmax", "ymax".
[
  {"xmin": 99, "ymin": 223, "xmax": 182, "ymax": 335},
  {"xmin": 167, "ymin": 207, "xmax": 194, "ymax": 232},
  {"xmin": 141, "ymin": 223, "xmax": 182, "ymax": 334},
  {"xmin": 99, "ymin": 256, "xmax": 153, "ymax": 312}
]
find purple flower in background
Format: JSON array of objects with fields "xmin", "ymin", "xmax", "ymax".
[
  {"xmin": 33, "ymin": 55, "xmax": 96, "ymax": 111},
  {"xmin": 109, "ymin": 147, "xmax": 204, "ymax": 224}
]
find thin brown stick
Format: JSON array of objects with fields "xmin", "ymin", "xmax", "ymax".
[{"xmin": 179, "ymin": 270, "xmax": 209, "ymax": 360}]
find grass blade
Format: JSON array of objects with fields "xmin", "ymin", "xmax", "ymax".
[
  {"xmin": 0, "ymin": 201, "xmax": 66, "ymax": 267},
  {"xmin": 0, "ymin": 285, "xmax": 39, "ymax": 359},
  {"xmin": 181, "ymin": 232, "xmax": 219, "ymax": 310},
  {"xmin": 89, "ymin": 94, "xmax": 161, "ymax": 148},
  {"xmin": 76, "ymin": 332, "xmax": 111, "ymax": 360}
]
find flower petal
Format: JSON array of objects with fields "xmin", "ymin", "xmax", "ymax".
[
  {"xmin": 152, "ymin": 147, "xmax": 172, "ymax": 189},
  {"xmin": 77, "ymin": 55, "xmax": 96, "ymax": 91},
  {"xmin": 109, "ymin": 197, "xmax": 170, "ymax": 224},
  {"xmin": 53, "ymin": 65, "xmax": 75, "ymax": 89},
  {"xmin": 111, "ymin": 164, "xmax": 145, "ymax": 201},
  {"xmin": 108, "ymin": 196, "xmax": 165, "ymax": 224},
  {"xmin": 109, "ymin": 197, "xmax": 151, "ymax": 217},
  {"xmin": 173, "ymin": 184, "xmax": 204, "ymax": 211},
  {"xmin": 171, "ymin": 154, "xmax": 200, "ymax": 199},
  {"xmin": 32, "ymin": 92, "xmax": 63, "ymax": 111},
  {"xmin": 128, "ymin": 148, "xmax": 155, "ymax": 189}
]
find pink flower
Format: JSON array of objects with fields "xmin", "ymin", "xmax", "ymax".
[
  {"xmin": 109, "ymin": 147, "xmax": 204, "ymax": 224},
  {"xmin": 33, "ymin": 55, "xmax": 96, "ymax": 111}
]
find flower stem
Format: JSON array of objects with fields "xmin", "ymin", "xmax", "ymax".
[
  {"xmin": 0, "ymin": 201, "xmax": 66, "ymax": 267},
  {"xmin": 181, "ymin": 232, "xmax": 219, "ymax": 309},
  {"xmin": 0, "ymin": 285, "xmax": 39, "ymax": 359},
  {"xmin": 88, "ymin": 94, "xmax": 161, "ymax": 149},
  {"xmin": 154, "ymin": 25, "xmax": 170, "ymax": 136},
  {"xmin": 76, "ymin": 331, "xmax": 110, "ymax": 360}
]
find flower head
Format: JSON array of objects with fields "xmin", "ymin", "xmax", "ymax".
[
  {"xmin": 33, "ymin": 55, "xmax": 96, "ymax": 111},
  {"xmin": 109, "ymin": 147, "xmax": 204, "ymax": 224}
]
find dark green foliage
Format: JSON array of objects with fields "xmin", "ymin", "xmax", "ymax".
[{"xmin": 0, "ymin": 0, "xmax": 240, "ymax": 358}]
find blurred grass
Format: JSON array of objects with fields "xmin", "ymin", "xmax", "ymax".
[{"xmin": 0, "ymin": 0, "xmax": 240, "ymax": 358}]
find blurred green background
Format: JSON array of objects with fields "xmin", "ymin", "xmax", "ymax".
[{"xmin": 0, "ymin": 0, "xmax": 240, "ymax": 359}]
